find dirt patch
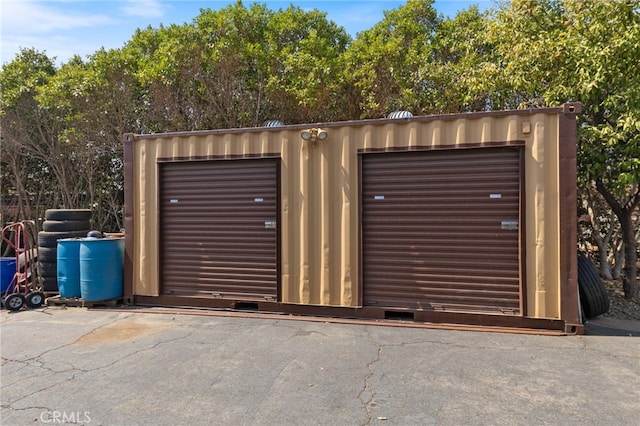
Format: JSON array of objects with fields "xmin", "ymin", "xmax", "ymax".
[
  {"xmin": 602, "ymin": 279, "xmax": 640, "ymax": 321},
  {"xmin": 75, "ymin": 319, "xmax": 166, "ymax": 344}
]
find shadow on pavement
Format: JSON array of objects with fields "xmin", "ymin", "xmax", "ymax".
[{"xmin": 583, "ymin": 317, "xmax": 640, "ymax": 336}]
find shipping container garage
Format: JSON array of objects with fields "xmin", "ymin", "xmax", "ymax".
[{"xmin": 124, "ymin": 104, "xmax": 583, "ymax": 333}]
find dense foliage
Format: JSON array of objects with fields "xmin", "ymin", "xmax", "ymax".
[{"xmin": 1, "ymin": 0, "xmax": 638, "ymax": 296}]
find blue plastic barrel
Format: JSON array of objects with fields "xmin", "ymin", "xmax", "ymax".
[
  {"xmin": 57, "ymin": 239, "xmax": 82, "ymax": 298},
  {"xmin": 79, "ymin": 238, "xmax": 125, "ymax": 302},
  {"xmin": 1, "ymin": 258, "xmax": 17, "ymax": 293}
]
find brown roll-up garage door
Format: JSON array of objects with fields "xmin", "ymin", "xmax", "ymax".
[
  {"xmin": 159, "ymin": 158, "xmax": 279, "ymax": 301},
  {"xmin": 361, "ymin": 147, "xmax": 522, "ymax": 314}
]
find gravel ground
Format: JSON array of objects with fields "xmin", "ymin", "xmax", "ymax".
[{"xmin": 601, "ymin": 278, "xmax": 640, "ymax": 321}]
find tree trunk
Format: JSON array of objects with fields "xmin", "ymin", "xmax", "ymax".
[
  {"xmin": 612, "ymin": 245, "xmax": 624, "ymax": 281},
  {"xmin": 598, "ymin": 247, "xmax": 613, "ymax": 280},
  {"xmin": 619, "ymin": 211, "xmax": 638, "ymax": 299},
  {"xmin": 596, "ymin": 178, "xmax": 639, "ymax": 299},
  {"xmin": 580, "ymin": 186, "xmax": 617, "ymax": 279}
]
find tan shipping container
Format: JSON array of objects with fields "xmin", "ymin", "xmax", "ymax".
[{"xmin": 124, "ymin": 104, "xmax": 582, "ymax": 333}]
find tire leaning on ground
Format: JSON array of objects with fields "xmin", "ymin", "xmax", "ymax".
[
  {"xmin": 577, "ymin": 252, "xmax": 610, "ymax": 319},
  {"xmin": 45, "ymin": 209, "xmax": 92, "ymax": 221}
]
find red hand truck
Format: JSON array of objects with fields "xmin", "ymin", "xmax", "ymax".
[{"xmin": 1, "ymin": 221, "xmax": 45, "ymax": 311}]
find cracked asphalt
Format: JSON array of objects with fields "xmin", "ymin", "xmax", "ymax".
[{"xmin": 1, "ymin": 308, "xmax": 639, "ymax": 426}]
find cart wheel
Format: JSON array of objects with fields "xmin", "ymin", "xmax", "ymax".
[
  {"xmin": 4, "ymin": 293, "xmax": 25, "ymax": 311},
  {"xmin": 26, "ymin": 291, "xmax": 45, "ymax": 308}
]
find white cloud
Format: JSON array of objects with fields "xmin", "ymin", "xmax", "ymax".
[
  {"xmin": 1, "ymin": 33, "xmax": 91, "ymax": 64},
  {"xmin": 121, "ymin": 0, "xmax": 166, "ymax": 18},
  {"xmin": 1, "ymin": 0, "xmax": 114, "ymax": 34},
  {"xmin": 0, "ymin": 1, "xmax": 140, "ymax": 65},
  {"xmin": 0, "ymin": 1, "xmax": 489, "ymax": 66}
]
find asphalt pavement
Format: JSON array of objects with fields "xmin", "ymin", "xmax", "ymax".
[{"xmin": 1, "ymin": 307, "xmax": 639, "ymax": 426}]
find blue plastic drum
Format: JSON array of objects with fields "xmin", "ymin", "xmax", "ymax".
[
  {"xmin": 57, "ymin": 239, "xmax": 82, "ymax": 298},
  {"xmin": 79, "ymin": 238, "xmax": 124, "ymax": 302},
  {"xmin": 1, "ymin": 257, "xmax": 17, "ymax": 293}
]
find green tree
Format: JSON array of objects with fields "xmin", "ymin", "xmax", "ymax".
[
  {"xmin": 429, "ymin": 6, "xmax": 503, "ymax": 112},
  {"xmin": 47, "ymin": 47, "xmax": 141, "ymax": 230},
  {"xmin": 0, "ymin": 48, "xmax": 63, "ymax": 222},
  {"xmin": 1, "ymin": 47, "xmax": 138, "ymax": 231},
  {"xmin": 262, "ymin": 4, "xmax": 351, "ymax": 123},
  {"xmin": 343, "ymin": 0, "xmax": 442, "ymax": 118},
  {"xmin": 490, "ymin": 0, "xmax": 640, "ymax": 297},
  {"xmin": 128, "ymin": 1, "xmax": 351, "ymax": 130}
]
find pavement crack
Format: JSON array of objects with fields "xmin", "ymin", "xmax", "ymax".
[
  {"xmin": 1, "ymin": 404, "xmax": 52, "ymax": 412},
  {"xmin": 383, "ymin": 338, "xmax": 520, "ymax": 351},
  {"xmin": 0, "ymin": 321, "xmax": 120, "ymax": 389},
  {"xmin": 1, "ymin": 403, "xmax": 54, "ymax": 421},
  {"xmin": 69, "ymin": 313, "xmax": 137, "ymax": 345},
  {"xmin": 2, "ymin": 320, "xmax": 112, "ymax": 367},
  {"xmin": 3, "ymin": 371, "xmax": 84, "ymax": 407},
  {"xmin": 3, "ymin": 327, "xmax": 197, "ymax": 408},
  {"xmin": 271, "ymin": 320, "xmax": 328, "ymax": 337},
  {"xmin": 3, "ymin": 314, "xmax": 137, "ymax": 372},
  {"xmin": 358, "ymin": 326, "xmax": 382, "ymax": 426},
  {"xmin": 243, "ymin": 358, "xmax": 293, "ymax": 421},
  {"xmin": 73, "ymin": 327, "xmax": 198, "ymax": 373}
]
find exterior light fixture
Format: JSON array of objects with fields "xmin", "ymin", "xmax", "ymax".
[
  {"xmin": 316, "ymin": 129, "xmax": 328, "ymax": 140},
  {"xmin": 301, "ymin": 129, "xmax": 314, "ymax": 140},
  {"xmin": 300, "ymin": 128, "xmax": 328, "ymax": 142}
]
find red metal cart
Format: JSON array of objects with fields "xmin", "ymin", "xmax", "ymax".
[{"xmin": 1, "ymin": 221, "xmax": 45, "ymax": 311}]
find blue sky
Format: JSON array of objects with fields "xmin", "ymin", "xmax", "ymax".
[{"xmin": 1, "ymin": 1, "xmax": 492, "ymax": 66}]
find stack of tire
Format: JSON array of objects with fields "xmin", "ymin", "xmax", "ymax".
[
  {"xmin": 38, "ymin": 209, "xmax": 92, "ymax": 292},
  {"xmin": 578, "ymin": 252, "xmax": 610, "ymax": 319}
]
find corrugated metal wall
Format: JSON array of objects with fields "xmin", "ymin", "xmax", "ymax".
[
  {"xmin": 159, "ymin": 159, "xmax": 278, "ymax": 300},
  {"xmin": 361, "ymin": 148, "xmax": 522, "ymax": 313},
  {"xmin": 127, "ymin": 108, "xmax": 575, "ymax": 320}
]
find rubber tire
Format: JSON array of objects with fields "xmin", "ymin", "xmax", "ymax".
[
  {"xmin": 42, "ymin": 220, "xmax": 91, "ymax": 232},
  {"xmin": 38, "ymin": 247, "xmax": 57, "ymax": 263},
  {"xmin": 38, "ymin": 231, "xmax": 88, "ymax": 247},
  {"xmin": 26, "ymin": 291, "xmax": 45, "ymax": 308},
  {"xmin": 577, "ymin": 253, "xmax": 610, "ymax": 319},
  {"xmin": 39, "ymin": 261, "xmax": 57, "ymax": 277},
  {"xmin": 45, "ymin": 209, "xmax": 92, "ymax": 221},
  {"xmin": 40, "ymin": 275, "xmax": 58, "ymax": 292},
  {"xmin": 4, "ymin": 293, "xmax": 25, "ymax": 311}
]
